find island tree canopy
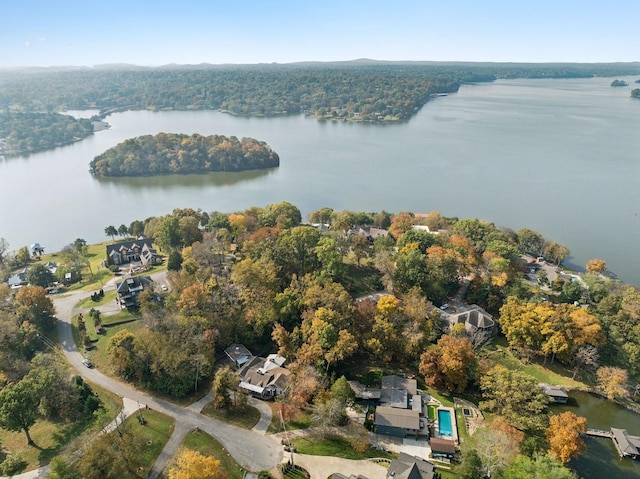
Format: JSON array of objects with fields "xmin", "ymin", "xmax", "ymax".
[{"xmin": 90, "ymin": 133, "xmax": 279, "ymax": 177}]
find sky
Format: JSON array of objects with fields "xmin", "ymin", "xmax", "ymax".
[{"xmin": 1, "ymin": 0, "xmax": 638, "ymax": 68}]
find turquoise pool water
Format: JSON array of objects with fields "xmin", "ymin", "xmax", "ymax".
[{"xmin": 438, "ymin": 409, "xmax": 453, "ymax": 437}]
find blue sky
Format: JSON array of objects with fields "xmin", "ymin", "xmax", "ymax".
[{"xmin": 1, "ymin": 0, "xmax": 638, "ymax": 67}]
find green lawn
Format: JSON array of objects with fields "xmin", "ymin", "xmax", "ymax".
[
  {"xmin": 200, "ymin": 403, "xmax": 261, "ymax": 430},
  {"xmin": 128, "ymin": 409, "xmax": 175, "ymax": 477},
  {"xmin": 77, "ymin": 289, "xmax": 117, "ymax": 308},
  {"xmin": 481, "ymin": 345, "xmax": 588, "ymax": 389},
  {"xmin": 290, "ymin": 435, "xmax": 396, "ymax": 460},
  {"xmin": 427, "ymin": 404, "xmax": 438, "ymax": 420},
  {"xmin": 83, "ymin": 321, "xmax": 144, "ymax": 374},
  {"xmin": 43, "ymin": 239, "xmax": 166, "ymax": 292},
  {"xmin": 267, "ymin": 405, "xmax": 312, "ymax": 434},
  {"xmin": 0, "ymin": 381, "xmax": 122, "ymax": 474},
  {"xmin": 161, "ymin": 430, "xmax": 246, "ymax": 479}
]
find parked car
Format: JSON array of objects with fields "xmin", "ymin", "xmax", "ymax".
[{"xmin": 440, "ymin": 304, "xmax": 449, "ymax": 310}]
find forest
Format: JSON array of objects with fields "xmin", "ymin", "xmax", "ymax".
[
  {"xmin": 2, "ymin": 62, "xmax": 638, "ymax": 122},
  {"xmin": 3, "ymin": 202, "xmax": 640, "ymax": 477},
  {"xmin": 0, "ymin": 112, "xmax": 94, "ymax": 155},
  {"xmin": 89, "ymin": 133, "xmax": 279, "ymax": 177}
]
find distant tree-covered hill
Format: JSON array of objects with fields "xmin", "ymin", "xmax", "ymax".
[
  {"xmin": 0, "ymin": 111, "xmax": 94, "ymax": 155},
  {"xmin": 90, "ymin": 133, "xmax": 279, "ymax": 177},
  {"xmin": 8, "ymin": 61, "xmax": 639, "ymax": 123}
]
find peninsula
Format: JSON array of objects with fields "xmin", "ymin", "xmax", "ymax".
[{"xmin": 89, "ymin": 133, "xmax": 279, "ymax": 177}]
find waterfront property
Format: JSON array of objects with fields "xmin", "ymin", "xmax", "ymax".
[
  {"xmin": 106, "ymin": 238, "xmax": 159, "ymax": 266},
  {"xmin": 611, "ymin": 428, "xmax": 640, "ymax": 459},
  {"xmin": 540, "ymin": 384, "xmax": 569, "ymax": 404}
]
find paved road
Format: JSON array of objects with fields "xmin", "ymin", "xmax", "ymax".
[{"xmin": 51, "ymin": 285, "xmax": 283, "ymax": 475}]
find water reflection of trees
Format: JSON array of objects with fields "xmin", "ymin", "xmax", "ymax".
[{"xmin": 92, "ymin": 167, "xmax": 277, "ymax": 190}]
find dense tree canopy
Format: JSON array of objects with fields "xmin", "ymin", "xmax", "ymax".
[
  {"xmin": 90, "ymin": 133, "xmax": 279, "ymax": 177},
  {"xmin": 0, "ymin": 111, "xmax": 94, "ymax": 155}
]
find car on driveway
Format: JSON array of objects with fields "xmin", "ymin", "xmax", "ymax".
[{"xmin": 82, "ymin": 359, "xmax": 93, "ymax": 368}]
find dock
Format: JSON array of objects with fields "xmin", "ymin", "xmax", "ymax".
[{"xmin": 585, "ymin": 428, "xmax": 640, "ymax": 459}]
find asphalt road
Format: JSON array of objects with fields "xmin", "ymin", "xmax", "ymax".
[{"xmin": 51, "ymin": 283, "xmax": 283, "ymax": 474}]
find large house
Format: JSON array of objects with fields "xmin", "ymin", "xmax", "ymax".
[
  {"xmin": 443, "ymin": 305, "xmax": 495, "ymax": 338},
  {"xmin": 225, "ymin": 344, "xmax": 290, "ymax": 400},
  {"xmin": 106, "ymin": 238, "xmax": 159, "ymax": 266},
  {"xmin": 373, "ymin": 375, "xmax": 427, "ymax": 438},
  {"xmin": 115, "ymin": 275, "xmax": 153, "ymax": 308}
]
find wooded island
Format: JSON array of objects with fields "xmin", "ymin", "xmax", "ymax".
[{"xmin": 89, "ymin": 133, "xmax": 279, "ymax": 177}]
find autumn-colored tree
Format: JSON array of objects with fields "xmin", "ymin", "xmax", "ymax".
[
  {"xmin": 15, "ymin": 286, "xmax": 56, "ymax": 332},
  {"xmin": 388, "ymin": 213, "xmax": 415, "ymax": 239},
  {"xmin": 231, "ymin": 257, "xmax": 278, "ymax": 333},
  {"xmin": 168, "ymin": 449, "xmax": 227, "ymax": 479},
  {"xmin": 586, "ymin": 258, "xmax": 606, "ymax": 274},
  {"xmin": 546, "ymin": 411, "xmax": 587, "ymax": 463},
  {"xmin": 596, "ymin": 366, "xmax": 628, "ymax": 400},
  {"xmin": 211, "ymin": 366, "xmax": 237, "ymax": 409},
  {"xmin": 419, "ymin": 335, "xmax": 475, "ymax": 393},
  {"xmin": 468, "ymin": 424, "xmax": 520, "ymax": 478},
  {"xmin": 479, "ymin": 365, "xmax": 549, "ymax": 431}
]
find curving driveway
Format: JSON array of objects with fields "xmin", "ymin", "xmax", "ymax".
[{"xmin": 50, "ymin": 286, "xmax": 283, "ymax": 475}]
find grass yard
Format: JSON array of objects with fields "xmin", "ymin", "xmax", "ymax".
[
  {"xmin": 77, "ymin": 289, "xmax": 117, "ymax": 308},
  {"xmin": 83, "ymin": 321, "xmax": 144, "ymax": 374},
  {"xmin": 290, "ymin": 435, "xmax": 395, "ymax": 460},
  {"xmin": 200, "ymin": 403, "xmax": 261, "ymax": 430},
  {"xmin": 482, "ymin": 345, "xmax": 588, "ymax": 389},
  {"xmin": 128, "ymin": 409, "xmax": 175, "ymax": 476},
  {"xmin": 161, "ymin": 429, "xmax": 246, "ymax": 479},
  {"xmin": 0, "ymin": 381, "xmax": 122, "ymax": 474},
  {"xmin": 267, "ymin": 405, "xmax": 312, "ymax": 434}
]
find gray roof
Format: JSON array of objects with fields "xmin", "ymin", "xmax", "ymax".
[
  {"xmin": 388, "ymin": 453, "xmax": 435, "ymax": 479},
  {"xmin": 540, "ymin": 384, "xmax": 569, "ymax": 398},
  {"xmin": 612, "ymin": 428, "xmax": 640, "ymax": 456},
  {"xmin": 380, "ymin": 375, "xmax": 417, "ymax": 408},
  {"xmin": 348, "ymin": 381, "xmax": 382, "ymax": 400},
  {"xmin": 375, "ymin": 406, "xmax": 420, "ymax": 430},
  {"xmin": 225, "ymin": 343, "xmax": 253, "ymax": 366}
]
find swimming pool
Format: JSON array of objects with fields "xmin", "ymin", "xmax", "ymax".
[{"xmin": 438, "ymin": 409, "xmax": 453, "ymax": 437}]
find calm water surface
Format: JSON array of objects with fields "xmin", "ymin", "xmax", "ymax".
[
  {"xmin": 0, "ymin": 77, "xmax": 638, "ymax": 284},
  {"xmin": 554, "ymin": 390, "xmax": 640, "ymax": 478}
]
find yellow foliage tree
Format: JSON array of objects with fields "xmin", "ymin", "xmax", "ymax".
[
  {"xmin": 596, "ymin": 366, "xmax": 628, "ymax": 400},
  {"xmin": 168, "ymin": 449, "xmax": 227, "ymax": 479},
  {"xmin": 586, "ymin": 258, "xmax": 606, "ymax": 273},
  {"xmin": 547, "ymin": 411, "xmax": 587, "ymax": 463}
]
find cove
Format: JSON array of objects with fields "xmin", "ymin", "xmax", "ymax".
[
  {"xmin": 553, "ymin": 390, "xmax": 640, "ymax": 478},
  {"xmin": 0, "ymin": 77, "xmax": 638, "ymax": 285}
]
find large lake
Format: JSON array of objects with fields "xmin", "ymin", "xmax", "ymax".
[{"xmin": 1, "ymin": 77, "xmax": 639, "ymax": 285}]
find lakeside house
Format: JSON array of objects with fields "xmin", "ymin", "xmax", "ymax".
[
  {"xmin": 106, "ymin": 238, "xmax": 159, "ymax": 266},
  {"xmin": 539, "ymin": 384, "xmax": 569, "ymax": 404}
]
